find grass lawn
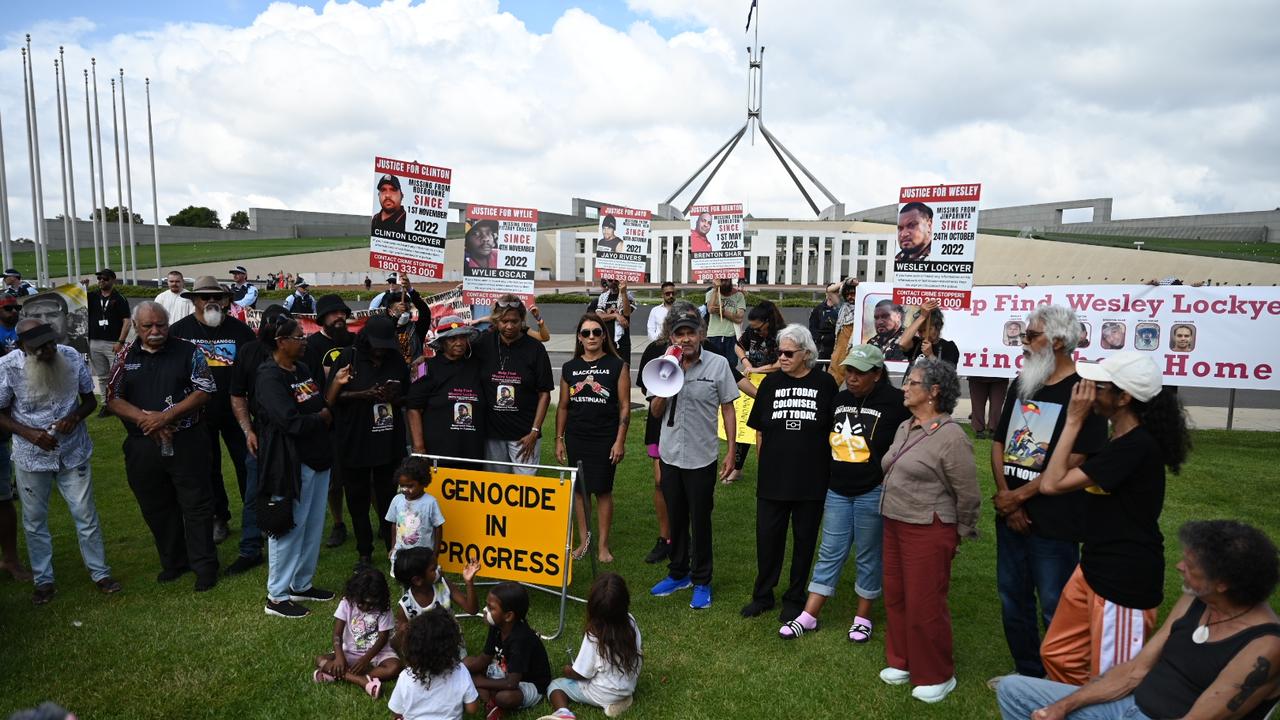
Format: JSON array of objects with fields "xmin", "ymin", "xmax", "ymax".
[
  {"xmin": 1, "ymin": 417, "xmax": 1277, "ymax": 719},
  {"xmin": 8, "ymin": 236, "xmax": 367, "ymax": 279}
]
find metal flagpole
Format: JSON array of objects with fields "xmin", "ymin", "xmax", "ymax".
[
  {"xmin": 25, "ymin": 37, "xmax": 50, "ymax": 287},
  {"xmin": 84, "ymin": 69, "xmax": 101, "ymax": 273},
  {"xmin": 145, "ymin": 78, "xmax": 162, "ymax": 274},
  {"xmin": 60, "ymin": 48, "xmax": 81, "ymax": 280},
  {"xmin": 92, "ymin": 60, "xmax": 107, "ymax": 273},
  {"xmin": 119, "ymin": 69, "xmax": 137, "ymax": 284},
  {"xmin": 0, "ymin": 105, "xmax": 13, "ymax": 269},
  {"xmin": 54, "ymin": 58, "xmax": 73, "ymax": 282},
  {"xmin": 110, "ymin": 78, "xmax": 126, "ymax": 273}
]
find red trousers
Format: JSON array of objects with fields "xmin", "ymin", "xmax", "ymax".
[{"xmin": 882, "ymin": 515, "xmax": 959, "ymax": 686}]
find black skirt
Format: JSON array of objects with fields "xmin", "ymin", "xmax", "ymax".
[{"xmin": 566, "ymin": 433, "xmax": 617, "ymax": 495}]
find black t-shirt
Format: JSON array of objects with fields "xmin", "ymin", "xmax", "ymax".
[
  {"xmin": 586, "ymin": 291, "xmax": 634, "ymax": 358},
  {"xmin": 746, "ymin": 369, "xmax": 837, "ymax": 501},
  {"xmin": 737, "ymin": 330, "xmax": 780, "ymax": 368},
  {"xmin": 229, "ymin": 340, "xmax": 271, "ymax": 403},
  {"xmin": 1078, "ymin": 426, "xmax": 1166, "ymax": 610},
  {"xmin": 169, "ymin": 315, "xmax": 257, "ymax": 418},
  {"xmin": 474, "ymin": 332, "xmax": 553, "ymax": 441},
  {"xmin": 482, "ymin": 622, "xmax": 552, "ymax": 695},
  {"xmin": 405, "ymin": 355, "xmax": 485, "ymax": 460},
  {"xmin": 327, "ymin": 348, "xmax": 409, "ymax": 468},
  {"xmin": 561, "ymin": 354, "xmax": 624, "ymax": 440},
  {"xmin": 903, "ymin": 336, "xmax": 960, "ymax": 371},
  {"xmin": 253, "ymin": 360, "xmax": 332, "ymax": 471},
  {"xmin": 636, "ymin": 340, "xmax": 667, "ymax": 445},
  {"xmin": 87, "ymin": 290, "xmax": 131, "ymax": 342},
  {"xmin": 302, "ymin": 331, "xmax": 351, "ymax": 385},
  {"xmin": 994, "ymin": 374, "xmax": 1109, "ymax": 541},
  {"xmin": 828, "ymin": 380, "xmax": 910, "ymax": 497}
]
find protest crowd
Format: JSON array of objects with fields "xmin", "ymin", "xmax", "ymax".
[{"xmin": 0, "ymin": 254, "xmax": 1277, "ymax": 720}]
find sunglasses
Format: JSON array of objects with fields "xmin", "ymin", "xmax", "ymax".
[
  {"xmin": 778, "ymin": 349, "xmax": 802, "ymax": 358},
  {"xmin": 0, "ymin": 306, "xmax": 17, "ymax": 312},
  {"xmin": 1020, "ymin": 330, "xmax": 1044, "ymax": 342},
  {"xmin": 494, "ymin": 299, "xmax": 523, "ymax": 309},
  {"xmin": 579, "ymin": 328, "xmax": 604, "ymax": 338}
]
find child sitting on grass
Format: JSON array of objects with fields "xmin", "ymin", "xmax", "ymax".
[
  {"xmin": 313, "ymin": 565, "xmax": 401, "ymax": 699},
  {"xmin": 385, "ymin": 457, "xmax": 446, "ymax": 569},
  {"xmin": 464, "ymin": 582, "xmax": 552, "ymax": 719},
  {"xmin": 389, "ymin": 607, "xmax": 480, "ymax": 720},
  {"xmin": 391, "ymin": 546, "xmax": 480, "ymax": 654},
  {"xmin": 538, "ymin": 573, "xmax": 642, "ymax": 719}
]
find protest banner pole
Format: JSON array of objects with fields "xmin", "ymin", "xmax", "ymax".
[
  {"xmin": 119, "ymin": 69, "xmax": 138, "ymax": 284},
  {"xmin": 53, "ymin": 58, "xmax": 73, "ymax": 282},
  {"xmin": 83, "ymin": 70, "xmax": 101, "ymax": 273},
  {"xmin": 1226, "ymin": 389, "xmax": 1236, "ymax": 431},
  {"xmin": 92, "ymin": 60, "xmax": 107, "ymax": 266},
  {"xmin": 0, "ymin": 105, "xmax": 12, "ymax": 269},
  {"xmin": 411, "ymin": 452, "xmax": 584, "ymax": 641},
  {"xmin": 60, "ymin": 48, "xmax": 81, "ymax": 280},
  {"xmin": 110, "ymin": 78, "xmax": 126, "ymax": 273},
  {"xmin": 145, "ymin": 78, "xmax": 161, "ymax": 274}
]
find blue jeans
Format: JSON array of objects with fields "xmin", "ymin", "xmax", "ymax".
[
  {"xmin": 238, "ymin": 451, "xmax": 262, "ymax": 558},
  {"xmin": 997, "ymin": 675, "xmax": 1152, "ymax": 719},
  {"xmin": 996, "ymin": 518, "xmax": 1080, "ymax": 677},
  {"xmin": 808, "ymin": 487, "xmax": 883, "ymax": 600},
  {"xmin": 14, "ymin": 463, "xmax": 111, "ymax": 586},
  {"xmin": 266, "ymin": 464, "xmax": 330, "ymax": 602}
]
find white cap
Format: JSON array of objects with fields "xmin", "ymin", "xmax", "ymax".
[{"xmin": 1076, "ymin": 351, "xmax": 1162, "ymax": 403}]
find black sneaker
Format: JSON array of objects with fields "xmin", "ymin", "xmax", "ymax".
[
  {"xmin": 224, "ymin": 554, "xmax": 264, "ymax": 576},
  {"xmin": 194, "ymin": 574, "xmax": 218, "ymax": 592},
  {"xmin": 290, "ymin": 586, "xmax": 336, "ymax": 602},
  {"xmin": 644, "ymin": 537, "xmax": 671, "ymax": 564},
  {"xmin": 325, "ymin": 523, "xmax": 347, "ymax": 548},
  {"xmin": 740, "ymin": 599, "xmax": 774, "ymax": 618},
  {"xmin": 265, "ymin": 598, "xmax": 310, "ymax": 618},
  {"xmin": 212, "ymin": 521, "xmax": 230, "ymax": 544},
  {"xmin": 156, "ymin": 566, "xmax": 191, "ymax": 583}
]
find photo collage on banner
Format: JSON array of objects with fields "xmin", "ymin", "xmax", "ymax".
[
  {"xmin": 594, "ymin": 205, "xmax": 651, "ymax": 282},
  {"xmin": 688, "ymin": 203, "xmax": 745, "ymax": 281},
  {"xmin": 462, "ymin": 205, "xmax": 539, "ymax": 305},
  {"xmin": 853, "ymin": 281, "xmax": 1280, "ymax": 391},
  {"xmin": 369, "ymin": 156, "xmax": 452, "ymax": 279},
  {"xmin": 892, "ymin": 183, "xmax": 981, "ymax": 310}
]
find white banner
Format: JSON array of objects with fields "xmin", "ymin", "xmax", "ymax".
[
  {"xmin": 462, "ymin": 204, "xmax": 538, "ymax": 305},
  {"xmin": 594, "ymin": 205, "xmax": 651, "ymax": 283},
  {"xmin": 689, "ymin": 203, "xmax": 745, "ymax": 281},
  {"xmin": 854, "ymin": 282, "xmax": 1280, "ymax": 390},
  {"xmin": 369, "ymin": 156, "xmax": 452, "ymax": 279}
]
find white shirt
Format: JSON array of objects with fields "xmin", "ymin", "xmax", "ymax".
[
  {"xmin": 570, "ymin": 615, "xmax": 642, "ymax": 705},
  {"xmin": 647, "ymin": 304, "xmax": 670, "ymax": 343},
  {"xmin": 155, "ymin": 289, "xmax": 194, "ymax": 324},
  {"xmin": 387, "ymin": 663, "xmax": 477, "ymax": 720}
]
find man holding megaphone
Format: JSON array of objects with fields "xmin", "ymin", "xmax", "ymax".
[{"xmin": 646, "ymin": 303, "xmax": 742, "ymax": 612}]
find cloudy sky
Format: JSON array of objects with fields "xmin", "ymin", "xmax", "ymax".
[{"xmin": 1, "ymin": 0, "xmax": 1277, "ymax": 238}]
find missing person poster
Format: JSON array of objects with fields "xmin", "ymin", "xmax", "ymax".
[
  {"xmin": 462, "ymin": 205, "xmax": 538, "ymax": 305},
  {"xmin": 689, "ymin": 203, "xmax": 745, "ymax": 281},
  {"xmin": 892, "ymin": 183, "xmax": 981, "ymax": 310},
  {"xmin": 369, "ymin": 156, "xmax": 452, "ymax": 279},
  {"xmin": 594, "ymin": 205, "xmax": 651, "ymax": 283}
]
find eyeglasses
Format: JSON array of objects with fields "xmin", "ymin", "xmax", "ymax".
[
  {"xmin": 494, "ymin": 299, "xmax": 523, "ymax": 309},
  {"xmin": 903, "ymin": 379, "xmax": 924, "ymax": 387},
  {"xmin": 579, "ymin": 328, "xmax": 604, "ymax": 338},
  {"xmin": 279, "ymin": 335, "xmax": 306, "ymax": 343},
  {"xmin": 0, "ymin": 306, "xmax": 16, "ymax": 312},
  {"xmin": 1020, "ymin": 330, "xmax": 1044, "ymax": 342},
  {"xmin": 778, "ymin": 349, "xmax": 802, "ymax": 358}
]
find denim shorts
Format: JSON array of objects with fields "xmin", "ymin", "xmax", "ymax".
[{"xmin": 547, "ymin": 677, "xmax": 597, "ymax": 706}]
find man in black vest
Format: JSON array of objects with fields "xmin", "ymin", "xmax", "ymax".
[
  {"xmin": 283, "ymin": 281, "xmax": 315, "ymax": 314},
  {"xmin": 228, "ymin": 266, "xmax": 258, "ymax": 310}
]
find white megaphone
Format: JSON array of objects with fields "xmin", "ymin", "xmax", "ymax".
[{"xmin": 642, "ymin": 345, "xmax": 685, "ymax": 398}]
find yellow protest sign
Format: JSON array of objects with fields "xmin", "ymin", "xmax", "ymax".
[
  {"xmin": 717, "ymin": 372, "xmax": 765, "ymax": 445},
  {"xmin": 431, "ymin": 466, "xmax": 573, "ymax": 586}
]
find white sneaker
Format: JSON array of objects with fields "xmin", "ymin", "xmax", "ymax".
[
  {"xmin": 911, "ymin": 677, "xmax": 957, "ymax": 703},
  {"xmin": 604, "ymin": 695, "xmax": 633, "ymax": 717},
  {"xmin": 879, "ymin": 667, "xmax": 910, "ymax": 685}
]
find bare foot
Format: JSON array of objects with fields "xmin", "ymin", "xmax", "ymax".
[
  {"xmin": 598, "ymin": 548, "xmax": 614, "ymax": 563},
  {"xmin": 1, "ymin": 561, "xmax": 32, "ymax": 582},
  {"xmin": 572, "ymin": 543, "xmax": 589, "ymax": 560}
]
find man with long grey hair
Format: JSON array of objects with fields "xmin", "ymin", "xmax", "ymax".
[{"xmin": 988, "ymin": 304, "xmax": 1109, "ymax": 686}]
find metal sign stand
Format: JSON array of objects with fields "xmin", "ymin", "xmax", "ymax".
[{"xmin": 412, "ymin": 453, "xmax": 585, "ymax": 640}]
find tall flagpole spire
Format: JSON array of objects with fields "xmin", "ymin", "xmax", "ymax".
[
  {"xmin": 60, "ymin": 47, "xmax": 81, "ymax": 280},
  {"xmin": 145, "ymin": 78, "xmax": 162, "ymax": 275},
  {"xmin": 0, "ymin": 105, "xmax": 12, "ymax": 269},
  {"xmin": 110, "ymin": 77, "xmax": 126, "ymax": 273},
  {"xmin": 54, "ymin": 57, "xmax": 74, "ymax": 281},
  {"xmin": 92, "ymin": 59, "xmax": 107, "ymax": 271},
  {"xmin": 24, "ymin": 37, "xmax": 50, "ymax": 287},
  {"xmin": 85, "ymin": 69, "xmax": 102, "ymax": 273},
  {"xmin": 120, "ymin": 69, "xmax": 138, "ymax": 284}
]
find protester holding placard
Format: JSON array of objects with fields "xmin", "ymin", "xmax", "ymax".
[
  {"xmin": 898, "ymin": 301, "xmax": 959, "ymax": 377},
  {"xmin": 704, "ymin": 279, "xmax": 746, "ymax": 363},
  {"xmin": 586, "ymin": 280, "xmax": 635, "ymax": 367},
  {"xmin": 556, "ymin": 312, "xmax": 629, "ymax": 564},
  {"xmin": 476, "ymin": 296, "xmax": 553, "ymax": 476},
  {"xmin": 405, "ymin": 317, "xmax": 485, "ymax": 465},
  {"xmin": 809, "ymin": 285, "xmax": 840, "ymax": 360},
  {"xmin": 828, "ymin": 278, "xmax": 862, "ymax": 385}
]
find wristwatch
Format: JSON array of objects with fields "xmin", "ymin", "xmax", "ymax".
[{"xmin": 531, "ymin": 427, "xmax": 542, "ymax": 437}]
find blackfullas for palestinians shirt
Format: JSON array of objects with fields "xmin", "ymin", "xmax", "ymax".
[
  {"xmin": 561, "ymin": 354, "xmax": 624, "ymax": 440},
  {"xmin": 169, "ymin": 314, "xmax": 256, "ymax": 419},
  {"xmin": 746, "ymin": 369, "xmax": 837, "ymax": 502},
  {"xmin": 1077, "ymin": 425, "xmax": 1166, "ymax": 610},
  {"xmin": 327, "ymin": 347, "xmax": 410, "ymax": 468},
  {"xmin": 995, "ymin": 374, "xmax": 1109, "ymax": 541},
  {"xmin": 405, "ymin": 354, "xmax": 485, "ymax": 460},
  {"xmin": 475, "ymin": 331, "xmax": 553, "ymax": 441},
  {"xmin": 254, "ymin": 360, "xmax": 333, "ymax": 472},
  {"xmin": 827, "ymin": 380, "xmax": 909, "ymax": 497}
]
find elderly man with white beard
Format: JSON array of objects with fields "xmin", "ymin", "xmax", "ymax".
[
  {"xmin": 0, "ymin": 320, "xmax": 120, "ymax": 605},
  {"xmin": 987, "ymin": 305, "xmax": 1110, "ymax": 687}
]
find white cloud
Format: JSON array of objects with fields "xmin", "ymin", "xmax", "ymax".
[{"xmin": 1, "ymin": 0, "xmax": 1277, "ymax": 245}]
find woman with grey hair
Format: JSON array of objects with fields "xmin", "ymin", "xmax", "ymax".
[
  {"xmin": 877, "ymin": 355, "xmax": 978, "ymax": 704},
  {"xmin": 742, "ymin": 324, "xmax": 838, "ymax": 622}
]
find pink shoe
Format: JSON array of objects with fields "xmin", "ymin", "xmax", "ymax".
[
  {"xmin": 312, "ymin": 669, "xmax": 336, "ymax": 683},
  {"xmin": 364, "ymin": 676, "xmax": 381, "ymax": 698}
]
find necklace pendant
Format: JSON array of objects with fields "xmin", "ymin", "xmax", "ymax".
[{"xmin": 1192, "ymin": 624, "xmax": 1210, "ymax": 644}]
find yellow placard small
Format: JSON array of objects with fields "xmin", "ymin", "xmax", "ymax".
[
  {"xmin": 431, "ymin": 466, "xmax": 573, "ymax": 587},
  {"xmin": 717, "ymin": 372, "xmax": 765, "ymax": 445}
]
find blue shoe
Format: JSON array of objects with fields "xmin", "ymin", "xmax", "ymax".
[
  {"xmin": 690, "ymin": 584, "xmax": 712, "ymax": 609},
  {"xmin": 650, "ymin": 575, "xmax": 692, "ymax": 597}
]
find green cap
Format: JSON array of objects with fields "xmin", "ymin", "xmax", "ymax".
[{"xmin": 841, "ymin": 344, "xmax": 885, "ymax": 372}]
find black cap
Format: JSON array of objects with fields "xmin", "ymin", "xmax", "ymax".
[
  {"xmin": 96, "ymin": 268, "xmax": 117, "ymax": 280},
  {"xmin": 466, "ymin": 219, "xmax": 499, "ymax": 240},
  {"xmin": 601, "ymin": 214, "xmax": 617, "ymax": 229},
  {"xmin": 3, "ymin": 269, "xmax": 20, "ymax": 278},
  {"xmin": 377, "ymin": 174, "xmax": 401, "ymax": 192},
  {"xmin": 17, "ymin": 323, "xmax": 58, "ymax": 349},
  {"xmin": 670, "ymin": 309, "xmax": 703, "ymax": 333},
  {"xmin": 385, "ymin": 274, "xmax": 398, "ymax": 284}
]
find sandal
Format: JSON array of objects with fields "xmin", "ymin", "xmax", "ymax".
[
  {"xmin": 572, "ymin": 531, "xmax": 592, "ymax": 560},
  {"xmin": 312, "ymin": 669, "xmax": 336, "ymax": 683},
  {"xmin": 848, "ymin": 616, "xmax": 873, "ymax": 643},
  {"xmin": 364, "ymin": 675, "xmax": 381, "ymax": 698},
  {"xmin": 778, "ymin": 619, "xmax": 818, "ymax": 639}
]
